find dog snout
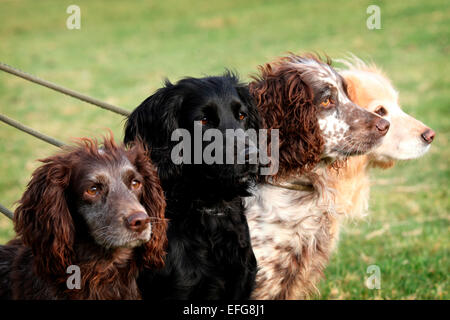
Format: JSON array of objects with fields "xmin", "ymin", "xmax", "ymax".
[
  {"xmin": 421, "ymin": 128, "xmax": 435, "ymax": 144},
  {"xmin": 239, "ymin": 142, "xmax": 259, "ymax": 162},
  {"xmin": 375, "ymin": 118, "xmax": 390, "ymax": 136},
  {"xmin": 126, "ymin": 212, "xmax": 150, "ymax": 233},
  {"xmin": 244, "ymin": 144, "xmax": 258, "ymax": 160}
]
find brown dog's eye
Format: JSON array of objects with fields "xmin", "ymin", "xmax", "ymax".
[
  {"xmin": 131, "ymin": 179, "xmax": 141, "ymax": 190},
  {"xmin": 239, "ymin": 112, "xmax": 246, "ymax": 120},
  {"xmin": 86, "ymin": 185, "xmax": 100, "ymax": 196},
  {"xmin": 375, "ymin": 106, "xmax": 387, "ymax": 116},
  {"xmin": 320, "ymin": 98, "xmax": 332, "ymax": 107}
]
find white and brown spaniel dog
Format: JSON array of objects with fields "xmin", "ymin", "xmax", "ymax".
[{"xmin": 245, "ymin": 54, "xmax": 390, "ymax": 299}]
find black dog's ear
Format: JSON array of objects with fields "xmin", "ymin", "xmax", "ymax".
[
  {"xmin": 124, "ymin": 81, "xmax": 184, "ymax": 184},
  {"xmin": 124, "ymin": 81, "xmax": 181, "ymax": 147}
]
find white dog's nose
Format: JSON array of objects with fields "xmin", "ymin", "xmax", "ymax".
[{"xmin": 421, "ymin": 129, "xmax": 435, "ymax": 144}]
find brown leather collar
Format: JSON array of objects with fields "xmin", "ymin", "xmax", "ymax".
[{"xmin": 266, "ymin": 180, "xmax": 315, "ymax": 192}]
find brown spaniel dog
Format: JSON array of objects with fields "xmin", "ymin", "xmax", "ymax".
[{"xmin": 0, "ymin": 136, "xmax": 167, "ymax": 299}]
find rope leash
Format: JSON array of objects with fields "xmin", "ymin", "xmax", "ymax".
[
  {"xmin": 0, "ymin": 114, "xmax": 66, "ymax": 148},
  {"xmin": 0, "ymin": 203, "xmax": 13, "ymax": 220},
  {"xmin": 0, "ymin": 62, "xmax": 131, "ymax": 117},
  {"xmin": 0, "ymin": 113, "xmax": 66, "ymax": 220}
]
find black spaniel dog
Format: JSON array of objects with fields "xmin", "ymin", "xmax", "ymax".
[{"xmin": 124, "ymin": 72, "xmax": 259, "ymax": 299}]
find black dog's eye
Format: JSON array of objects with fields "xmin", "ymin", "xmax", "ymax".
[
  {"xmin": 375, "ymin": 106, "xmax": 387, "ymax": 117},
  {"xmin": 200, "ymin": 116, "xmax": 208, "ymax": 125},
  {"xmin": 238, "ymin": 112, "xmax": 247, "ymax": 121}
]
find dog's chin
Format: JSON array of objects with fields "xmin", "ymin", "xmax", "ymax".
[
  {"xmin": 221, "ymin": 171, "xmax": 256, "ymax": 192},
  {"xmin": 373, "ymin": 140, "xmax": 431, "ymax": 161},
  {"xmin": 204, "ymin": 163, "xmax": 257, "ymax": 180},
  {"xmin": 233, "ymin": 173, "xmax": 258, "ymax": 196},
  {"xmin": 213, "ymin": 169, "xmax": 257, "ymax": 197},
  {"xmin": 332, "ymin": 136, "xmax": 384, "ymax": 158},
  {"xmin": 229, "ymin": 165, "xmax": 258, "ymax": 185},
  {"xmin": 325, "ymin": 148, "xmax": 364, "ymax": 161},
  {"xmin": 122, "ymin": 238, "xmax": 149, "ymax": 249},
  {"xmin": 96, "ymin": 229, "xmax": 152, "ymax": 250}
]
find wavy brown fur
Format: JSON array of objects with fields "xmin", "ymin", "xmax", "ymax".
[
  {"xmin": 0, "ymin": 135, "xmax": 167, "ymax": 299},
  {"xmin": 249, "ymin": 55, "xmax": 325, "ymax": 180}
]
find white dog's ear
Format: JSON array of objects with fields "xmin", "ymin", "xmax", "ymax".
[{"xmin": 343, "ymin": 75, "xmax": 363, "ymax": 107}]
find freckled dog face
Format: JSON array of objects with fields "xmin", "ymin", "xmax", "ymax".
[
  {"xmin": 72, "ymin": 153, "xmax": 152, "ymax": 249},
  {"xmin": 291, "ymin": 58, "xmax": 391, "ymax": 158}
]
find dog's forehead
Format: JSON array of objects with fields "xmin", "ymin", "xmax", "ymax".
[
  {"xmin": 189, "ymin": 89, "xmax": 244, "ymax": 115},
  {"xmin": 290, "ymin": 58, "xmax": 343, "ymax": 90},
  {"xmin": 309, "ymin": 61, "xmax": 339, "ymax": 86},
  {"xmin": 184, "ymin": 84, "xmax": 240, "ymax": 108},
  {"xmin": 85, "ymin": 161, "xmax": 137, "ymax": 183},
  {"xmin": 90, "ymin": 148, "xmax": 135, "ymax": 173}
]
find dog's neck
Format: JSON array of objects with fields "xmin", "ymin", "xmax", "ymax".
[
  {"xmin": 61, "ymin": 241, "xmax": 141, "ymax": 299},
  {"xmin": 265, "ymin": 178, "xmax": 315, "ymax": 192},
  {"xmin": 244, "ymin": 163, "xmax": 338, "ymax": 299},
  {"xmin": 262, "ymin": 161, "xmax": 330, "ymax": 194},
  {"xmin": 164, "ymin": 173, "xmax": 253, "ymax": 209},
  {"xmin": 247, "ymin": 164, "xmax": 334, "ymax": 221},
  {"xmin": 327, "ymin": 155, "xmax": 372, "ymax": 219},
  {"xmin": 74, "ymin": 241, "xmax": 135, "ymax": 264}
]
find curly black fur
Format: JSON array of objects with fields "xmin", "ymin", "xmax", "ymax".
[{"xmin": 124, "ymin": 72, "xmax": 259, "ymax": 299}]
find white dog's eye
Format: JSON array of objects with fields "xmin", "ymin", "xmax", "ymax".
[{"xmin": 375, "ymin": 106, "xmax": 388, "ymax": 116}]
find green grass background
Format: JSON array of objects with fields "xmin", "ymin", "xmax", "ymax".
[{"xmin": 0, "ymin": 0, "xmax": 448, "ymax": 299}]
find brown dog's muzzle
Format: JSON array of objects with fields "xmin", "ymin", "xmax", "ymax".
[{"xmin": 126, "ymin": 211, "xmax": 151, "ymax": 233}]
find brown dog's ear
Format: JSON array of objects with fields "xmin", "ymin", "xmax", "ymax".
[
  {"xmin": 249, "ymin": 63, "xmax": 324, "ymax": 180},
  {"xmin": 14, "ymin": 155, "xmax": 75, "ymax": 278},
  {"xmin": 127, "ymin": 141, "xmax": 168, "ymax": 269}
]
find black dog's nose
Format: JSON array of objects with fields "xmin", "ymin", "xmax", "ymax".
[
  {"xmin": 375, "ymin": 118, "xmax": 390, "ymax": 135},
  {"xmin": 126, "ymin": 212, "xmax": 150, "ymax": 233},
  {"xmin": 421, "ymin": 129, "xmax": 435, "ymax": 144},
  {"xmin": 244, "ymin": 144, "xmax": 258, "ymax": 161}
]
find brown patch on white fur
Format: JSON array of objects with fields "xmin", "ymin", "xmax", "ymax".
[
  {"xmin": 245, "ymin": 172, "xmax": 336, "ymax": 299},
  {"xmin": 246, "ymin": 54, "xmax": 390, "ymax": 300}
]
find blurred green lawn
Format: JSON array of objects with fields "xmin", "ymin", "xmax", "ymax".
[{"xmin": 0, "ymin": 0, "xmax": 448, "ymax": 299}]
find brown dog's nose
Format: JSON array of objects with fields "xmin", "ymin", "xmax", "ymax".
[
  {"xmin": 126, "ymin": 212, "xmax": 150, "ymax": 233},
  {"xmin": 375, "ymin": 118, "xmax": 390, "ymax": 135},
  {"xmin": 421, "ymin": 129, "xmax": 435, "ymax": 144}
]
